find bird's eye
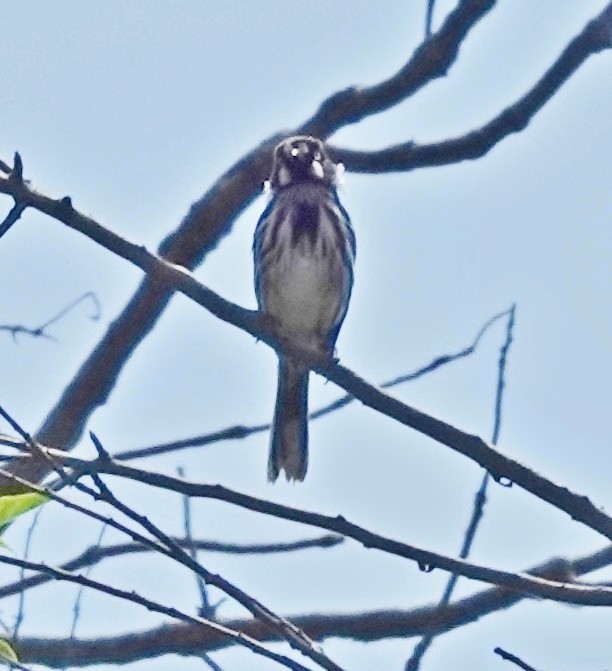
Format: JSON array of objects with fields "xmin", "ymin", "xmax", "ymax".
[
  {"xmin": 313, "ymin": 151, "xmax": 322, "ymax": 161},
  {"xmin": 290, "ymin": 147, "xmax": 299, "ymax": 157}
]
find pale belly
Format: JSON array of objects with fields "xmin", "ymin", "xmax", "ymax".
[{"xmin": 266, "ymin": 253, "xmax": 342, "ymax": 343}]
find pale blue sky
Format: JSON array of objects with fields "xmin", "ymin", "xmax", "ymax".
[{"xmin": 1, "ymin": 2, "xmax": 611, "ymax": 670}]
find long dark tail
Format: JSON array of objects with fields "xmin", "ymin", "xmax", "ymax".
[{"xmin": 268, "ymin": 357, "xmax": 309, "ymax": 482}]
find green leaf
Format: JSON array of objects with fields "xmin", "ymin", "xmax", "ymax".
[
  {"xmin": 0, "ymin": 492, "xmax": 48, "ymax": 530},
  {"xmin": 0, "ymin": 639, "xmax": 18, "ymax": 664}
]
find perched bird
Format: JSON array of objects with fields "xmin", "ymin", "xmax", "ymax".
[{"xmin": 253, "ymin": 136, "xmax": 356, "ymax": 481}]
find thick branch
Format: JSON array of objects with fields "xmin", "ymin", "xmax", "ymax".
[
  {"xmin": 331, "ymin": 2, "xmax": 612, "ymax": 172},
  {"xmin": 15, "ymin": 544, "xmax": 612, "ymax": 667},
  {"xmin": 298, "ymin": 0, "xmax": 497, "ymax": 136}
]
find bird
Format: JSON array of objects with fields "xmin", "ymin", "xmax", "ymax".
[{"xmin": 253, "ymin": 136, "xmax": 356, "ymax": 482}]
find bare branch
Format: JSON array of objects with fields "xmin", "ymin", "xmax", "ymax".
[
  {"xmin": 0, "ymin": 202, "xmax": 26, "ymax": 240},
  {"xmin": 424, "ymin": 0, "xmax": 436, "ymax": 38},
  {"xmin": 68, "ymin": 523, "xmax": 107, "ymax": 639},
  {"xmin": 14, "ymin": 544, "xmax": 612, "ymax": 667},
  {"xmin": 0, "ymin": 293, "xmax": 100, "ymax": 342},
  {"xmin": 0, "ymin": 554, "xmax": 313, "ymax": 671},
  {"xmin": 298, "ymin": 0, "xmax": 496, "ymax": 136},
  {"xmin": 177, "ymin": 465, "xmax": 223, "ymax": 671},
  {"xmin": 494, "ymin": 647, "xmax": 540, "ymax": 671},
  {"xmin": 24, "ymin": 450, "xmax": 612, "ymax": 607},
  {"xmin": 176, "ymin": 466, "xmax": 214, "ymax": 617},
  {"xmin": 0, "ymin": 535, "xmax": 342, "ymax": 600},
  {"xmin": 406, "ymin": 305, "xmax": 516, "ymax": 669},
  {"xmin": 331, "ymin": 3, "xmax": 612, "ymax": 172},
  {"xmin": 0, "ymin": 451, "xmax": 346, "ymax": 671}
]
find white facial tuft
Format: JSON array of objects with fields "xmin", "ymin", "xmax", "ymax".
[
  {"xmin": 334, "ymin": 162, "xmax": 345, "ymax": 185},
  {"xmin": 310, "ymin": 161, "xmax": 324, "ymax": 179}
]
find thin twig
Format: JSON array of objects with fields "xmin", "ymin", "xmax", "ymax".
[
  {"xmin": 0, "ymin": 293, "xmax": 101, "ymax": 342},
  {"xmin": 176, "ymin": 466, "xmax": 225, "ymax": 671},
  {"xmin": 406, "ymin": 305, "xmax": 516, "ymax": 669},
  {"xmin": 424, "ymin": 0, "xmax": 436, "ymax": 37},
  {"xmin": 0, "ymin": 554, "xmax": 313, "ymax": 671},
  {"xmin": 0, "ymin": 405, "xmax": 76, "ymax": 492},
  {"xmin": 0, "ymin": 534, "xmax": 342, "ymax": 599},
  {"xmin": 68, "ymin": 524, "xmax": 107, "ymax": 639},
  {"xmin": 12, "ymin": 508, "xmax": 43, "ymax": 640},
  {"xmin": 177, "ymin": 466, "xmax": 213, "ymax": 617},
  {"xmin": 494, "ymin": 647, "xmax": 540, "ymax": 671},
  {"xmin": 0, "ymin": 202, "xmax": 26, "ymax": 240},
  {"xmin": 0, "ymin": 467, "xmax": 318, "ymax": 671}
]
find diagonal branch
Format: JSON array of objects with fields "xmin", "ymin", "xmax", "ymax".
[
  {"xmin": 81, "ymin": 440, "xmax": 345, "ymax": 671},
  {"xmin": 0, "ymin": 191, "xmax": 609, "ymax": 542},
  {"xmin": 298, "ymin": 0, "xmax": 497, "ymax": 137},
  {"xmin": 14, "ymin": 544, "xmax": 612, "ymax": 667},
  {"xmin": 0, "ymin": 293, "xmax": 100, "ymax": 342},
  {"xmin": 0, "ymin": 458, "xmax": 345, "ymax": 671},
  {"xmin": 405, "ymin": 305, "xmax": 516, "ymax": 670},
  {"xmin": 0, "ymin": 554, "xmax": 312, "ymax": 671},
  {"xmin": 331, "ymin": 3, "xmax": 612, "ymax": 172},
  {"xmin": 0, "ymin": 534, "xmax": 341, "ymax": 600},
  {"xmin": 19, "ymin": 450, "xmax": 612, "ymax": 606}
]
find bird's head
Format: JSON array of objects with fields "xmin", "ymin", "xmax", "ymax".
[{"xmin": 268, "ymin": 136, "xmax": 339, "ymax": 191}]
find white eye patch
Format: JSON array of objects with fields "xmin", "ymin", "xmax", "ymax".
[{"xmin": 291, "ymin": 147, "xmax": 300, "ymax": 157}]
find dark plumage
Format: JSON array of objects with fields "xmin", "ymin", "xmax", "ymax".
[{"xmin": 253, "ymin": 136, "xmax": 356, "ymax": 481}]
